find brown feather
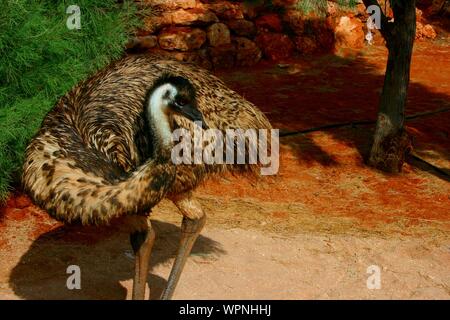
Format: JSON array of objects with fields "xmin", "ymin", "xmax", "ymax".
[{"xmin": 22, "ymin": 55, "xmax": 272, "ymax": 226}]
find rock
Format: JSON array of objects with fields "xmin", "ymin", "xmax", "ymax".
[
  {"xmin": 148, "ymin": 48, "xmax": 213, "ymax": 70},
  {"xmin": 416, "ymin": 22, "xmax": 437, "ymax": 39},
  {"xmin": 294, "ymin": 35, "xmax": 319, "ymax": 54},
  {"xmin": 158, "ymin": 27, "xmax": 206, "ymax": 51},
  {"xmin": 171, "ymin": 8, "xmax": 219, "ymax": 26},
  {"xmin": 271, "ymin": 0, "xmax": 298, "ymax": 7},
  {"xmin": 143, "ymin": 48, "xmax": 171, "ymax": 59},
  {"xmin": 355, "ymin": 3, "xmax": 368, "ymax": 17},
  {"xmin": 416, "ymin": 22, "xmax": 424, "ymax": 39},
  {"xmin": 327, "ymin": 1, "xmax": 340, "ymax": 17},
  {"xmin": 207, "ymin": 1, "xmax": 244, "ymax": 20},
  {"xmin": 255, "ymin": 14, "xmax": 283, "ymax": 33},
  {"xmin": 207, "ymin": 23, "xmax": 231, "ymax": 47},
  {"xmin": 315, "ymin": 17, "xmax": 336, "ymax": 52},
  {"xmin": 173, "ymin": 50, "xmax": 212, "ymax": 70},
  {"xmin": 284, "ymin": 10, "xmax": 335, "ymax": 54},
  {"xmin": 282, "ymin": 9, "xmax": 306, "ymax": 35},
  {"xmin": 145, "ymin": 0, "xmax": 197, "ymax": 10},
  {"xmin": 226, "ymin": 19, "xmax": 256, "ymax": 37},
  {"xmin": 422, "ymin": 24, "xmax": 437, "ymax": 39},
  {"xmin": 209, "ymin": 43, "xmax": 236, "ymax": 69},
  {"xmin": 255, "ymin": 32, "xmax": 295, "ymax": 61},
  {"xmin": 143, "ymin": 7, "xmax": 218, "ymax": 32},
  {"xmin": 416, "ymin": 8, "xmax": 424, "ymax": 22},
  {"xmin": 334, "ymin": 16, "xmax": 365, "ymax": 49},
  {"xmin": 233, "ymin": 37, "xmax": 262, "ymax": 67},
  {"xmin": 143, "ymin": 13, "xmax": 172, "ymax": 33},
  {"xmin": 127, "ymin": 35, "xmax": 158, "ymax": 50},
  {"xmin": 240, "ymin": 2, "xmax": 263, "ymax": 19}
]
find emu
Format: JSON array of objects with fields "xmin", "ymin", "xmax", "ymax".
[{"xmin": 22, "ymin": 55, "xmax": 272, "ymax": 299}]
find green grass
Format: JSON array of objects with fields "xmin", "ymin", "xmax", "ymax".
[
  {"xmin": 296, "ymin": 0, "xmax": 358, "ymax": 16},
  {"xmin": 0, "ymin": 0, "xmax": 140, "ymax": 202}
]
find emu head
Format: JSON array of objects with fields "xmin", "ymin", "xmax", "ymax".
[{"xmin": 146, "ymin": 74, "xmax": 208, "ymax": 130}]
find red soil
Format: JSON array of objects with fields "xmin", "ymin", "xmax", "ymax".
[{"xmin": 1, "ymin": 39, "xmax": 449, "ymax": 242}]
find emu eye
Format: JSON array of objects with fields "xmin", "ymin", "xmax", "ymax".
[{"xmin": 175, "ymin": 98, "xmax": 188, "ymax": 107}]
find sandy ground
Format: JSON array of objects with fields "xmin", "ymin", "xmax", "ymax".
[
  {"xmin": 0, "ymin": 38, "xmax": 449, "ymax": 300},
  {"xmin": 0, "ymin": 219, "xmax": 449, "ymax": 300}
]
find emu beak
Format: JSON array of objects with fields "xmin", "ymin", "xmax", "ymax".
[{"xmin": 174, "ymin": 104, "xmax": 209, "ymax": 130}]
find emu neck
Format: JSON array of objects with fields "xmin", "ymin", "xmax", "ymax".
[{"xmin": 148, "ymin": 85, "xmax": 174, "ymax": 159}]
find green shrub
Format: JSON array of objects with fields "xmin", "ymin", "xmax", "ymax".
[
  {"xmin": 0, "ymin": 0, "xmax": 140, "ymax": 201},
  {"xmin": 296, "ymin": 0, "xmax": 358, "ymax": 16}
]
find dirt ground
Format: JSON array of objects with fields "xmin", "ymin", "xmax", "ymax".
[{"xmin": 0, "ymin": 37, "xmax": 449, "ymax": 300}]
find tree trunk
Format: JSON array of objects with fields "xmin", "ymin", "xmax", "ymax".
[{"xmin": 368, "ymin": 0, "xmax": 416, "ymax": 173}]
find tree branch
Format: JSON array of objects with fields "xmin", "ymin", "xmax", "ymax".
[{"xmin": 279, "ymin": 107, "xmax": 450, "ymax": 138}]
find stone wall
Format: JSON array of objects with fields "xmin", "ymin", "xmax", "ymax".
[{"xmin": 128, "ymin": 0, "xmax": 439, "ymax": 69}]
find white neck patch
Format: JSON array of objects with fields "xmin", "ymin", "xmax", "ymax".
[{"xmin": 148, "ymin": 83, "xmax": 178, "ymax": 149}]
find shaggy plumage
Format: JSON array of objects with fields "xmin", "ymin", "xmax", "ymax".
[{"xmin": 22, "ymin": 55, "xmax": 272, "ymax": 226}]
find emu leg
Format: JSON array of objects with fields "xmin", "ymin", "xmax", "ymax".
[
  {"xmin": 130, "ymin": 220, "xmax": 155, "ymax": 300},
  {"xmin": 161, "ymin": 193, "xmax": 206, "ymax": 300}
]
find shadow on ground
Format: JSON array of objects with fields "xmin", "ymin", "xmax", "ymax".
[
  {"xmin": 218, "ymin": 42, "xmax": 450, "ymax": 181},
  {"xmin": 4, "ymin": 36, "xmax": 450, "ymax": 301},
  {"xmin": 8, "ymin": 219, "xmax": 225, "ymax": 300}
]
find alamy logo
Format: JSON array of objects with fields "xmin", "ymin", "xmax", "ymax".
[
  {"xmin": 171, "ymin": 123, "xmax": 279, "ymax": 176},
  {"xmin": 66, "ymin": 265, "xmax": 81, "ymax": 290},
  {"xmin": 66, "ymin": 5, "xmax": 81, "ymax": 30},
  {"xmin": 366, "ymin": 5, "xmax": 382, "ymax": 45},
  {"xmin": 366, "ymin": 265, "xmax": 381, "ymax": 290}
]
